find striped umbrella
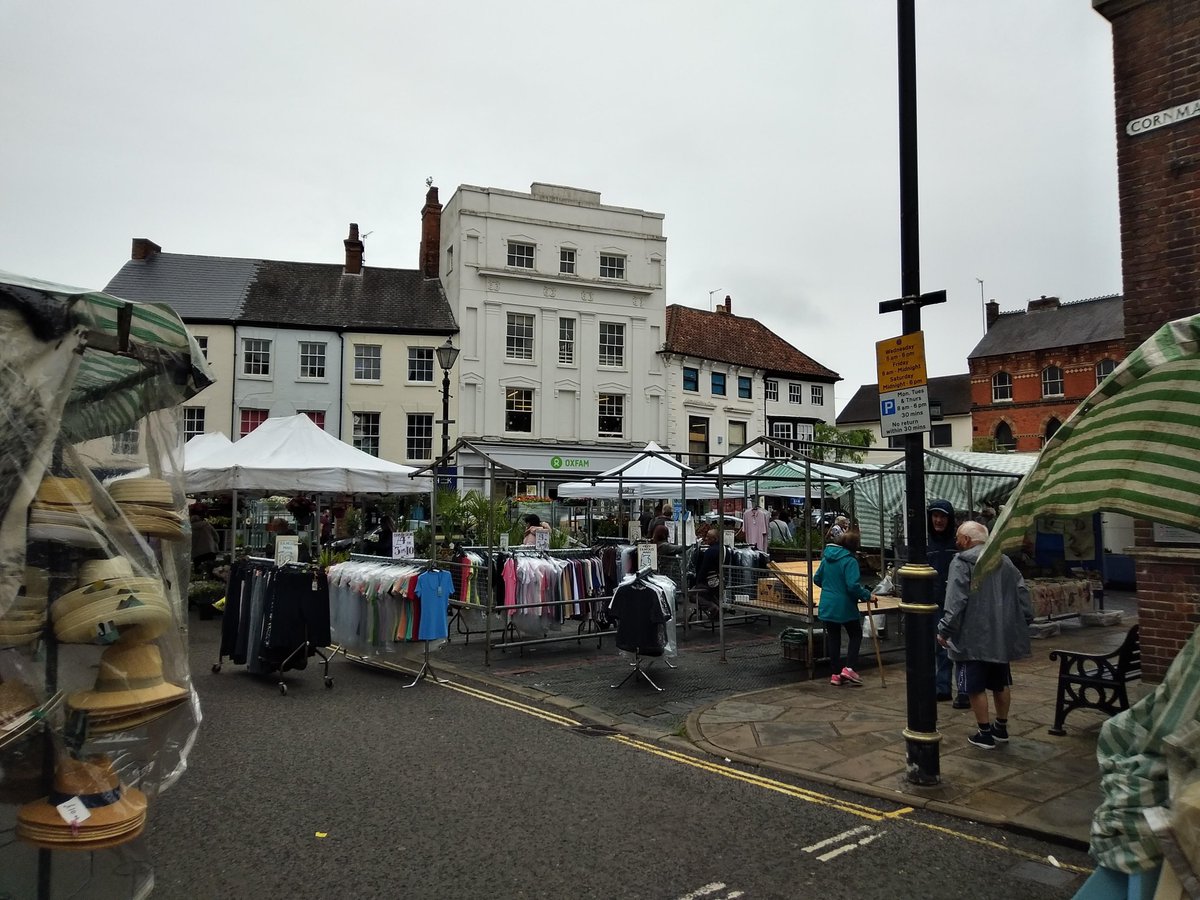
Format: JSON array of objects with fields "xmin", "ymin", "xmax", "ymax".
[{"xmin": 975, "ymin": 312, "xmax": 1200, "ymax": 584}]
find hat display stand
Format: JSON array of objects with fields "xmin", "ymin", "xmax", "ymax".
[{"xmin": 0, "ymin": 276, "xmax": 211, "ymax": 900}]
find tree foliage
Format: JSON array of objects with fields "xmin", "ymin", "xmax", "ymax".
[{"xmin": 811, "ymin": 424, "xmax": 875, "ymax": 463}]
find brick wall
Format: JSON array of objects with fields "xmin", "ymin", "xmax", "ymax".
[
  {"xmin": 1097, "ymin": 0, "xmax": 1200, "ymax": 681},
  {"xmin": 968, "ymin": 338, "xmax": 1125, "ymax": 451}
]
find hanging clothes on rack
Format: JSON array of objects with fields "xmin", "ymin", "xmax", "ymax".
[
  {"xmin": 608, "ymin": 568, "xmax": 678, "ymax": 659},
  {"xmin": 327, "ymin": 558, "xmax": 457, "ymax": 655}
]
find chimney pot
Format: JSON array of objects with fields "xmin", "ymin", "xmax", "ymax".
[
  {"xmin": 131, "ymin": 238, "xmax": 161, "ymax": 261},
  {"xmin": 985, "ymin": 299, "xmax": 999, "ymax": 330},
  {"xmin": 344, "ymin": 222, "xmax": 364, "ymax": 275}
]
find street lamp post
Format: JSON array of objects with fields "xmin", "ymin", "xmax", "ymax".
[{"xmin": 435, "ymin": 337, "xmax": 460, "ymax": 490}]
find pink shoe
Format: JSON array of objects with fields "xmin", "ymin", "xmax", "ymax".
[
  {"xmin": 841, "ymin": 667, "xmax": 863, "ymax": 686},
  {"xmin": 830, "ymin": 673, "xmax": 843, "ymax": 686}
]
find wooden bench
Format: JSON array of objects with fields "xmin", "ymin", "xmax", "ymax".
[{"xmin": 1047, "ymin": 624, "xmax": 1141, "ymax": 736}]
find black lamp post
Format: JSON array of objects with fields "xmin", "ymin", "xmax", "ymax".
[{"xmin": 435, "ymin": 337, "xmax": 460, "ymax": 489}]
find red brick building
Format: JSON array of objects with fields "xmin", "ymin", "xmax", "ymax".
[
  {"xmin": 967, "ymin": 295, "xmax": 1125, "ymax": 453},
  {"xmin": 1096, "ymin": 0, "xmax": 1200, "ymax": 681}
]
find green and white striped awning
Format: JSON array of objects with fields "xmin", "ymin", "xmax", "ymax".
[
  {"xmin": 977, "ymin": 312, "xmax": 1200, "ymax": 583},
  {"xmin": 1, "ymin": 271, "xmax": 214, "ymax": 441}
]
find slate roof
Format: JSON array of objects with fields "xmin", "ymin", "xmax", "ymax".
[
  {"xmin": 836, "ymin": 373, "xmax": 973, "ymax": 426},
  {"xmin": 967, "ymin": 295, "xmax": 1124, "ymax": 359},
  {"xmin": 663, "ymin": 304, "xmax": 839, "ymax": 381},
  {"xmin": 105, "ymin": 251, "xmax": 456, "ymax": 334}
]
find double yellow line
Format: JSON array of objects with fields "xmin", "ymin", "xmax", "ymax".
[{"xmin": 443, "ymin": 677, "xmax": 1091, "ymax": 876}]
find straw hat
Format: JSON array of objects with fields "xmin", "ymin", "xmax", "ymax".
[
  {"xmin": 66, "ymin": 642, "xmax": 188, "ymax": 713},
  {"xmin": 52, "ymin": 579, "xmax": 164, "ymax": 620},
  {"xmin": 34, "ymin": 476, "xmax": 91, "ymax": 507},
  {"xmin": 27, "ymin": 522, "xmax": 109, "ymax": 550},
  {"xmin": 78, "ymin": 557, "xmax": 135, "ymax": 585},
  {"xmin": 124, "ymin": 514, "xmax": 185, "ymax": 542},
  {"xmin": 108, "ymin": 478, "xmax": 173, "ymax": 507},
  {"xmin": 71, "ymin": 695, "xmax": 189, "ymax": 736},
  {"xmin": 17, "ymin": 755, "xmax": 147, "ymax": 849},
  {"xmin": 0, "ymin": 678, "xmax": 40, "ymax": 727},
  {"xmin": 53, "ymin": 594, "xmax": 172, "ymax": 644}
]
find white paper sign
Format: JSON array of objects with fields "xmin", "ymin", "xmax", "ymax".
[
  {"xmin": 274, "ymin": 535, "xmax": 299, "ymax": 566},
  {"xmin": 637, "ymin": 541, "xmax": 658, "ymax": 571},
  {"xmin": 534, "ymin": 529, "xmax": 550, "ymax": 551},
  {"xmin": 393, "ymin": 531, "xmax": 414, "ymax": 559},
  {"xmin": 723, "ymin": 529, "xmax": 736, "ymax": 548},
  {"xmin": 56, "ymin": 796, "xmax": 91, "ymax": 825},
  {"xmin": 499, "ymin": 533, "xmax": 510, "ymax": 549},
  {"xmin": 628, "ymin": 522, "xmax": 641, "ymax": 543}
]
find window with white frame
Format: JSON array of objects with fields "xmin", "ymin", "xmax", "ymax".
[
  {"xmin": 1041, "ymin": 365, "xmax": 1064, "ymax": 398},
  {"xmin": 711, "ymin": 372, "xmax": 726, "ymax": 396},
  {"xmin": 408, "ymin": 347, "xmax": 434, "ymax": 382},
  {"xmin": 770, "ymin": 421, "xmax": 793, "ymax": 456},
  {"xmin": 507, "ymin": 241, "xmax": 534, "ymax": 269},
  {"xmin": 1095, "ymin": 358, "xmax": 1116, "ymax": 385},
  {"xmin": 558, "ymin": 318, "xmax": 575, "ymax": 365},
  {"xmin": 788, "ymin": 383, "xmax": 802, "ymax": 404},
  {"xmin": 597, "ymin": 393, "xmax": 624, "ymax": 437},
  {"xmin": 598, "ymin": 322, "xmax": 624, "ymax": 367},
  {"xmin": 506, "ymin": 313, "xmax": 534, "ymax": 360},
  {"xmin": 111, "ymin": 426, "xmax": 139, "ymax": 455},
  {"xmin": 765, "ymin": 379, "xmax": 778, "ymax": 401},
  {"xmin": 796, "ymin": 423, "xmax": 815, "ymax": 444},
  {"xmin": 560, "ymin": 248, "xmax": 576, "ymax": 275},
  {"xmin": 810, "ymin": 385, "xmax": 824, "ymax": 406},
  {"xmin": 195, "ymin": 336, "xmax": 208, "ymax": 359},
  {"xmin": 242, "ymin": 338, "xmax": 271, "ymax": 376},
  {"xmin": 931, "ymin": 423, "xmax": 952, "ymax": 447},
  {"xmin": 737, "ymin": 376, "xmax": 752, "ymax": 399},
  {"xmin": 353, "ymin": 412, "xmax": 381, "ymax": 457},
  {"xmin": 991, "ymin": 371, "xmax": 1012, "ymax": 402},
  {"xmin": 299, "ymin": 342, "xmax": 326, "ymax": 379},
  {"xmin": 183, "ymin": 407, "xmax": 205, "ymax": 441},
  {"xmin": 407, "ymin": 413, "xmax": 433, "ymax": 460},
  {"xmin": 300, "ymin": 410, "xmax": 325, "ymax": 430},
  {"xmin": 505, "ymin": 388, "xmax": 533, "ymax": 433},
  {"xmin": 354, "ymin": 344, "xmax": 381, "ymax": 380},
  {"xmin": 239, "ymin": 408, "xmax": 268, "ymax": 438},
  {"xmin": 599, "ymin": 254, "xmax": 625, "ymax": 280}
]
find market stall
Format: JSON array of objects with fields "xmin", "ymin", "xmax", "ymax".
[{"xmin": 1, "ymin": 271, "xmax": 212, "ymax": 898}]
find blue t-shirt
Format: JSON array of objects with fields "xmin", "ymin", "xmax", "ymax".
[{"xmin": 415, "ymin": 569, "xmax": 454, "ymax": 640}]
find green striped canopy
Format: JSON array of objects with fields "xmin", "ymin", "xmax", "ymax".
[
  {"xmin": 1, "ymin": 271, "xmax": 214, "ymax": 441},
  {"xmin": 976, "ymin": 312, "xmax": 1200, "ymax": 584}
]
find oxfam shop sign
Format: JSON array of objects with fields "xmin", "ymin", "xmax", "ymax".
[{"xmin": 549, "ymin": 455, "xmax": 591, "ymax": 470}]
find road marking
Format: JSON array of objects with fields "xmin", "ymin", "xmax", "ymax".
[
  {"xmin": 816, "ymin": 830, "xmax": 886, "ymax": 862},
  {"xmin": 432, "ymin": 678, "xmax": 1092, "ymax": 877},
  {"xmin": 802, "ymin": 825, "xmax": 873, "ymax": 853},
  {"xmin": 673, "ymin": 883, "xmax": 726, "ymax": 900}
]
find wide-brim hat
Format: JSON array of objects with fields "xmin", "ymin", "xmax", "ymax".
[
  {"xmin": 108, "ymin": 478, "xmax": 173, "ymax": 507},
  {"xmin": 52, "ymin": 579, "xmax": 164, "ymax": 620},
  {"xmin": 0, "ymin": 679, "xmax": 40, "ymax": 726},
  {"xmin": 124, "ymin": 515, "xmax": 184, "ymax": 541},
  {"xmin": 81, "ymin": 697, "xmax": 190, "ymax": 735},
  {"xmin": 17, "ymin": 755, "xmax": 148, "ymax": 836},
  {"xmin": 0, "ymin": 621, "xmax": 43, "ymax": 647},
  {"xmin": 27, "ymin": 522, "xmax": 109, "ymax": 550},
  {"xmin": 118, "ymin": 503, "xmax": 183, "ymax": 521},
  {"xmin": 53, "ymin": 596, "xmax": 172, "ymax": 644},
  {"xmin": 29, "ymin": 507, "xmax": 102, "ymax": 528},
  {"xmin": 34, "ymin": 476, "xmax": 91, "ymax": 507},
  {"xmin": 78, "ymin": 557, "xmax": 135, "ymax": 585},
  {"xmin": 66, "ymin": 642, "xmax": 188, "ymax": 713}
]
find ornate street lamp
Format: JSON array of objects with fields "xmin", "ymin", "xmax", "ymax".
[{"xmin": 435, "ymin": 337, "xmax": 460, "ymax": 488}]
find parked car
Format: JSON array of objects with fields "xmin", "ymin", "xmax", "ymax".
[{"xmin": 701, "ymin": 512, "xmax": 743, "ymax": 531}]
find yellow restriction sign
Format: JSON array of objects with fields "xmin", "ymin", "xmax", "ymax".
[{"xmin": 876, "ymin": 332, "xmax": 928, "ymax": 393}]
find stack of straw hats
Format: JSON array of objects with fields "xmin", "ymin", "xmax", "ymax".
[
  {"xmin": 17, "ymin": 754, "xmax": 147, "ymax": 850},
  {"xmin": 108, "ymin": 478, "xmax": 184, "ymax": 541},
  {"xmin": 27, "ymin": 476, "xmax": 106, "ymax": 548},
  {"xmin": 0, "ymin": 678, "xmax": 40, "ymax": 731},
  {"xmin": 0, "ymin": 567, "xmax": 49, "ymax": 649},
  {"xmin": 51, "ymin": 562, "xmax": 171, "ymax": 644},
  {"xmin": 65, "ymin": 642, "xmax": 188, "ymax": 734}
]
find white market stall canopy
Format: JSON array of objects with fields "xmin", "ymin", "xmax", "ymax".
[
  {"xmin": 185, "ymin": 414, "xmax": 431, "ymax": 494},
  {"xmin": 184, "ymin": 431, "xmax": 232, "ymax": 468},
  {"xmin": 556, "ymin": 441, "xmax": 724, "ymax": 500}
]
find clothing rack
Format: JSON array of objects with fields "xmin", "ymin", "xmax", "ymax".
[
  {"xmin": 213, "ymin": 556, "xmax": 333, "ymax": 695},
  {"xmin": 328, "ymin": 554, "xmax": 454, "ymax": 688},
  {"xmin": 607, "ymin": 565, "xmax": 679, "ymax": 691}
]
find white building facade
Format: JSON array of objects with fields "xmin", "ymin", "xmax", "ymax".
[{"xmin": 439, "ymin": 183, "xmax": 669, "ymax": 491}]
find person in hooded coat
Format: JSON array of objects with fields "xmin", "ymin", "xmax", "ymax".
[
  {"xmin": 927, "ymin": 499, "xmax": 958, "ymax": 701},
  {"xmin": 813, "ymin": 529, "xmax": 872, "ymax": 686}
]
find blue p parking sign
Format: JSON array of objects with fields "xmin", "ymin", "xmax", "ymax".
[{"xmin": 880, "ymin": 398, "xmax": 897, "ymax": 416}]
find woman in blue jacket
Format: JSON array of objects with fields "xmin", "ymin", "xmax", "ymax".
[{"xmin": 813, "ymin": 529, "xmax": 872, "ymax": 686}]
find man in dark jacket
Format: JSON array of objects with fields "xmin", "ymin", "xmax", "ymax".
[{"xmin": 926, "ymin": 499, "xmax": 957, "ymax": 701}]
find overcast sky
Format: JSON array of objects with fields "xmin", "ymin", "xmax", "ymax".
[{"xmin": 1, "ymin": 1, "xmax": 1121, "ymax": 412}]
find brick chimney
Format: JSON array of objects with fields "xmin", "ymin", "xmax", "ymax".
[
  {"xmin": 131, "ymin": 238, "xmax": 161, "ymax": 261},
  {"xmin": 420, "ymin": 185, "xmax": 442, "ymax": 278},
  {"xmin": 1027, "ymin": 295, "xmax": 1060, "ymax": 312},
  {"xmin": 985, "ymin": 299, "xmax": 999, "ymax": 330},
  {"xmin": 717, "ymin": 294, "xmax": 732, "ymax": 315},
  {"xmin": 344, "ymin": 223, "xmax": 364, "ymax": 276}
]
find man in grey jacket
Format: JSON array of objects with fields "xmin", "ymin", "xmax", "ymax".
[{"xmin": 936, "ymin": 521, "xmax": 1034, "ymax": 750}]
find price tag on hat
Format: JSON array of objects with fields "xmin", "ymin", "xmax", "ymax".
[{"xmin": 56, "ymin": 796, "xmax": 92, "ymax": 825}]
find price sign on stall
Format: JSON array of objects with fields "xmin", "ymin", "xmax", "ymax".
[
  {"xmin": 393, "ymin": 531, "xmax": 414, "ymax": 559},
  {"xmin": 534, "ymin": 529, "xmax": 551, "ymax": 551},
  {"xmin": 637, "ymin": 541, "xmax": 658, "ymax": 571}
]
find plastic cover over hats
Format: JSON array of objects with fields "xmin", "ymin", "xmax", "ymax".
[
  {"xmin": 17, "ymin": 754, "xmax": 147, "ymax": 848},
  {"xmin": 0, "ymin": 678, "xmax": 39, "ymax": 727},
  {"xmin": 67, "ymin": 642, "xmax": 187, "ymax": 713},
  {"xmin": 78, "ymin": 556, "xmax": 135, "ymax": 585}
]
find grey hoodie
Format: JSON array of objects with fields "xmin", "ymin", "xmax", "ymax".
[{"xmin": 937, "ymin": 544, "xmax": 1034, "ymax": 664}]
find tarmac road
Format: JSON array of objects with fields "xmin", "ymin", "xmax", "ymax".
[{"xmin": 143, "ymin": 616, "xmax": 1093, "ymax": 900}]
